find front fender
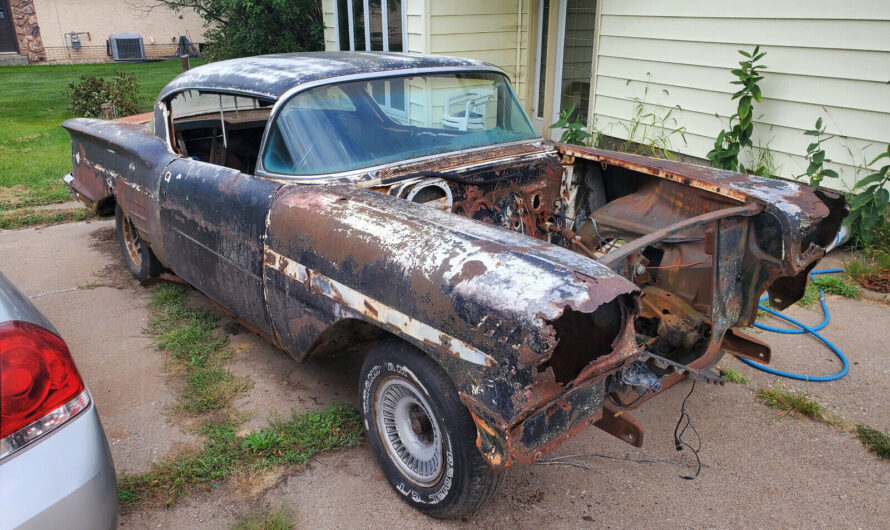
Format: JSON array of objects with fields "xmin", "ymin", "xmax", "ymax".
[{"xmin": 262, "ymin": 184, "xmax": 640, "ymax": 466}]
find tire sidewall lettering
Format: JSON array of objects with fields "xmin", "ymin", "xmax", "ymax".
[{"xmin": 362, "ymin": 359, "xmax": 455, "ymax": 506}]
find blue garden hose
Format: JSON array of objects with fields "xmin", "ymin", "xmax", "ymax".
[{"xmin": 734, "ymin": 269, "xmax": 850, "ymax": 381}]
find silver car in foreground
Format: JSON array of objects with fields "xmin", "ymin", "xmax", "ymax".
[{"xmin": 0, "ymin": 270, "xmax": 117, "ymax": 529}]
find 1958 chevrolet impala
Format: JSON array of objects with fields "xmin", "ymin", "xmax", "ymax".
[{"xmin": 62, "ymin": 52, "xmax": 845, "ymax": 518}]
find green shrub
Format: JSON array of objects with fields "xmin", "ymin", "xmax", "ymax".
[
  {"xmin": 550, "ymin": 104, "xmax": 597, "ymax": 147},
  {"xmin": 707, "ymin": 46, "xmax": 768, "ymax": 175},
  {"xmin": 155, "ymin": 0, "xmax": 324, "ymax": 61},
  {"xmin": 798, "ymin": 117, "xmax": 839, "ymax": 188},
  {"xmin": 63, "ymin": 71, "xmax": 139, "ymax": 118},
  {"xmin": 845, "ymin": 145, "xmax": 890, "ymax": 247}
]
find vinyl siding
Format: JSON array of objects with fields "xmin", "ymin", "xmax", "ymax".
[
  {"xmin": 590, "ymin": 0, "xmax": 890, "ymax": 189},
  {"xmin": 428, "ymin": 0, "xmax": 530, "ymax": 106},
  {"xmin": 322, "ymin": 0, "xmax": 338, "ymax": 51}
]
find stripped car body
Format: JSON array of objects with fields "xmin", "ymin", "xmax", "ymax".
[{"xmin": 62, "ymin": 52, "xmax": 844, "ymax": 472}]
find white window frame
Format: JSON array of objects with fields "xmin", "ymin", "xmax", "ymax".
[
  {"xmin": 366, "ymin": 79, "xmax": 409, "ymax": 122},
  {"xmin": 532, "ymin": 0, "xmax": 546, "ymax": 122},
  {"xmin": 333, "ymin": 0, "xmax": 407, "ymax": 52}
]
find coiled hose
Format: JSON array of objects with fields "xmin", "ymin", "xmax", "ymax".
[{"xmin": 735, "ymin": 269, "xmax": 849, "ymax": 381}]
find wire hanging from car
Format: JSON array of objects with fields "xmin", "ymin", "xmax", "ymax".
[
  {"xmin": 647, "ymin": 255, "xmax": 713, "ymax": 270},
  {"xmin": 673, "ymin": 380, "xmax": 702, "ymax": 480}
]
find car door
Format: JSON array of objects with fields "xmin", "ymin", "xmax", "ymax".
[{"xmin": 159, "ymin": 158, "xmax": 281, "ymax": 335}]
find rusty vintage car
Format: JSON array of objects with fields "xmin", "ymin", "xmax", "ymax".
[{"xmin": 62, "ymin": 52, "xmax": 844, "ymax": 518}]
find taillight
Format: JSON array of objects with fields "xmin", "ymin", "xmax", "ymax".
[{"xmin": 0, "ymin": 321, "xmax": 89, "ymax": 460}]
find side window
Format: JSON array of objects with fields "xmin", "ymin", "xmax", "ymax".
[
  {"xmin": 263, "ymin": 86, "xmax": 367, "ymax": 174},
  {"xmin": 168, "ymin": 90, "xmax": 273, "ymax": 173}
]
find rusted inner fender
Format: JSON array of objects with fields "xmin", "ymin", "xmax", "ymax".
[{"xmin": 262, "ymin": 184, "xmax": 640, "ymax": 467}]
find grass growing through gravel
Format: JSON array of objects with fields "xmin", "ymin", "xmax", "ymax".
[
  {"xmin": 855, "ymin": 425, "xmax": 890, "ymax": 460},
  {"xmin": 122, "ymin": 283, "xmax": 366, "ymax": 512},
  {"xmin": 232, "ymin": 504, "xmax": 294, "ymax": 530},
  {"xmin": 811, "ymin": 276, "xmax": 860, "ymax": 300},
  {"xmin": 757, "ymin": 386, "xmax": 823, "ymax": 418},
  {"xmin": 720, "ymin": 367, "xmax": 749, "ymax": 385},
  {"xmin": 117, "ymin": 405, "xmax": 363, "ymax": 510},
  {"xmin": 756, "ymin": 275, "xmax": 860, "ymax": 318},
  {"xmin": 148, "ymin": 284, "xmax": 250, "ymax": 413},
  {"xmin": 0, "ymin": 205, "xmax": 93, "ymax": 229},
  {"xmin": 756, "ymin": 385, "xmax": 890, "ymax": 459},
  {"xmin": 0, "ymin": 60, "xmax": 203, "ymax": 210}
]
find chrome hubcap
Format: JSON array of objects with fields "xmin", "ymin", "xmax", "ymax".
[{"xmin": 376, "ymin": 378, "xmax": 444, "ymax": 485}]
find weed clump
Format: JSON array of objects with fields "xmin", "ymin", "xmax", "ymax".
[
  {"xmin": 856, "ymin": 425, "xmax": 890, "ymax": 460},
  {"xmin": 757, "ymin": 386, "xmax": 823, "ymax": 419},
  {"xmin": 117, "ymin": 405, "xmax": 363, "ymax": 510},
  {"xmin": 233, "ymin": 504, "xmax": 294, "ymax": 530},
  {"xmin": 147, "ymin": 284, "xmax": 250, "ymax": 413},
  {"xmin": 721, "ymin": 367, "xmax": 749, "ymax": 385}
]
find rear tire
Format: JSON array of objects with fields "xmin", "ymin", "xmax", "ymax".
[
  {"xmin": 359, "ymin": 340, "xmax": 503, "ymax": 519},
  {"xmin": 115, "ymin": 204, "xmax": 161, "ymax": 282}
]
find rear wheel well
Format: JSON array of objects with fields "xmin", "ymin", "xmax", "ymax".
[{"xmin": 96, "ymin": 195, "xmax": 117, "ymax": 217}]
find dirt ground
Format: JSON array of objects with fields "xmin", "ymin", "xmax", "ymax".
[{"xmin": 1, "ymin": 219, "xmax": 887, "ymax": 529}]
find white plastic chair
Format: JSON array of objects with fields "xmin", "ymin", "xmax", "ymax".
[{"xmin": 441, "ymin": 91, "xmax": 493, "ymax": 131}]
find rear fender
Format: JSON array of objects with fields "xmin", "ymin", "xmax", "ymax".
[{"xmin": 62, "ymin": 118, "xmax": 176, "ymax": 264}]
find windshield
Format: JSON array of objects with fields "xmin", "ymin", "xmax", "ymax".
[{"xmin": 263, "ymin": 71, "xmax": 538, "ymax": 176}]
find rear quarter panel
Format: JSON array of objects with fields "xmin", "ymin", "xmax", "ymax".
[{"xmin": 63, "ymin": 118, "xmax": 176, "ymax": 263}]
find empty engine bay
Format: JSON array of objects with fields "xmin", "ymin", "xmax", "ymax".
[{"xmin": 370, "ymin": 147, "xmax": 774, "ymax": 407}]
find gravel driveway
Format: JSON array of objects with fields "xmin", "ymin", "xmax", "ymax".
[{"xmin": 1, "ymin": 219, "xmax": 887, "ymax": 529}]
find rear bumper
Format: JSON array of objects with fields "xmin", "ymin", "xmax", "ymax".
[
  {"xmin": 0, "ymin": 402, "xmax": 118, "ymax": 530},
  {"xmin": 62, "ymin": 172, "xmax": 98, "ymax": 212}
]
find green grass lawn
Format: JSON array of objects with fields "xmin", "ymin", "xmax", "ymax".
[{"xmin": 0, "ymin": 60, "xmax": 204, "ymax": 211}]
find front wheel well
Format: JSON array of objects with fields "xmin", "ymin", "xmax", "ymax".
[{"xmin": 302, "ymin": 317, "xmax": 395, "ymax": 360}]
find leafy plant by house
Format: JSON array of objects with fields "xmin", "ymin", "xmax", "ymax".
[
  {"xmin": 63, "ymin": 71, "xmax": 140, "ymax": 118},
  {"xmin": 798, "ymin": 118, "xmax": 839, "ymax": 188},
  {"xmin": 845, "ymin": 144, "xmax": 890, "ymax": 245},
  {"xmin": 616, "ymin": 84, "xmax": 686, "ymax": 160},
  {"xmin": 550, "ymin": 104, "xmax": 597, "ymax": 146},
  {"xmin": 707, "ymin": 46, "xmax": 768, "ymax": 174}
]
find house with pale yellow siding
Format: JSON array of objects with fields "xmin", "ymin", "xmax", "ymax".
[{"xmin": 322, "ymin": 0, "xmax": 890, "ymax": 190}]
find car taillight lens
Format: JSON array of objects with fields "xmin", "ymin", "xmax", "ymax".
[{"xmin": 0, "ymin": 321, "xmax": 89, "ymax": 460}]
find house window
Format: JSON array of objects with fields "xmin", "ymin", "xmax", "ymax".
[
  {"xmin": 559, "ymin": 0, "xmax": 596, "ymax": 123},
  {"xmin": 336, "ymin": 0, "xmax": 404, "ymax": 52},
  {"xmin": 365, "ymin": 79, "xmax": 408, "ymax": 122}
]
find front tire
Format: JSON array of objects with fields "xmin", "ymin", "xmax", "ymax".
[
  {"xmin": 359, "ymin": 340, "xmax": 503, "ymax": 519},
  {"xmin": 115, "ymin": 204, "xmax": 161, "ymax": 282}
]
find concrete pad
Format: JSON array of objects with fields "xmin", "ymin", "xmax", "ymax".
[{"xmin": 1, "ymin": 221, "xmax": 887, "ymax": 528}]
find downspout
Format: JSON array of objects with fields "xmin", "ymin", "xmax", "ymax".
[{"xmin": 516, "ymin": 0, "xmax": 523, "ymax": 83}]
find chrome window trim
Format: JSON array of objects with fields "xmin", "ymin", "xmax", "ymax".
[{"xmin": 254, "ymin": 65, "xmax": 543, "ymax": 181}]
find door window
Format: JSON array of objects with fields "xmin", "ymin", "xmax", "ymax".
[{"xmin": 167, "ymin": 90, "xmax": 274, "ymax": 173}]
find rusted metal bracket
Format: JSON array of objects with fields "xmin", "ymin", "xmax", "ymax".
[
  {"xmin": 721, "ymin": 327, "xmax": 771, "ymax": 364},
  {"xmin": 594, "ymin": 403, "xmax": 644, "ymax": 447},
  {"xmin": 640, "ymin": 350, "xmax": 725, "ymax": 385},
  {"xmin": 599, "ymin": 203, "xmax": 762, "ymax": 274}
]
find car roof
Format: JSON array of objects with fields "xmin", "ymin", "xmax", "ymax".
[{"xmin": 158, "ymin": 52, "xmax": 500, "ymax": 101}]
